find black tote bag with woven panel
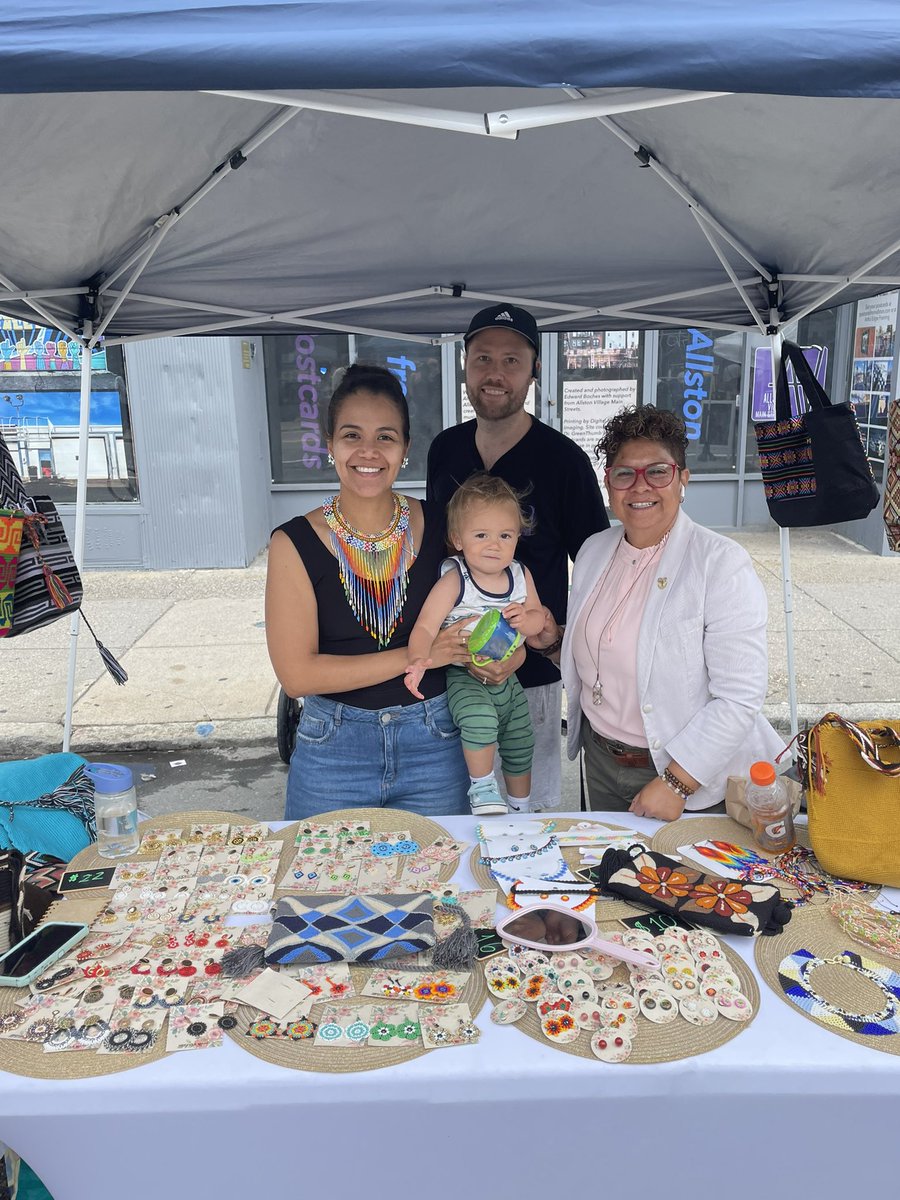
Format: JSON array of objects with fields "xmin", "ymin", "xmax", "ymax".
[{"xmin": 755, "ymin": 341, "xmax": 879, "ymax": 527}]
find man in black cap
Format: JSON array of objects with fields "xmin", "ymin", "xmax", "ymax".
[{"xmin": 426, "ymin": 303, "xmax": 609, "ymax": 811}]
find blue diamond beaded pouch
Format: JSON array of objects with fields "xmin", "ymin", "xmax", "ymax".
[{"xmin": 265, "ymin": 893, "xmax": 436, "ymax": 966}]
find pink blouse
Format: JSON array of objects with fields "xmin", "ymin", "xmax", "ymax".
[{"xmin": 572, "ymin": 535, "xmax": 667, "ymax": 747}]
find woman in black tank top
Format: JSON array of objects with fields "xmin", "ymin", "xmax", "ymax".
[{"xmin": 266, "ymin": 364, "xmax": 472, "ymax": 819}]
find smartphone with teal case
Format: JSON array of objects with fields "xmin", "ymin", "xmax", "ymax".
[{"xmin": 0, "ymin": 922, "xmax": 88, "ymax": 988}]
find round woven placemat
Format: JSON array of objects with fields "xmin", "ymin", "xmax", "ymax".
[
  {"xmin": 228, "ymin": 806, "xmax": 478, "ymax": 1072},
  {"xmin": 278, "ymin": 806, "xmax": 462, "ymax": 888},
  {"xmin": 491, "ymin": 915, "xmax": 759, "ymax": 1064},
  {"xmin": 650, "ymin": 815, "xmax": 817, "ymax": 906},
  {"xmin": 230, "ymin": 965, "xmax": 488, "ymax": 1074},
  {"xmin": 754, "ymin": 903, "xmax": 900, "ymax": 1057},
  {"xmin": 0, "ymin": 811, "xmax": 293, "ymax": 1081},
  {"xmin": 470, "ymin": 817, "xmax": 643, "ymax": 921}
]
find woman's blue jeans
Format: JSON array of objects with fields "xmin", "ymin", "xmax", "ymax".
[{"xmin": 284, "ymin": 692, "xmax": 470, "ymax": 820}]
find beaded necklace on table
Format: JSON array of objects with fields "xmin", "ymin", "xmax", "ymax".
[{"xmin": 322, "ymin": 492, "xmax": 416, "ymax": 648}]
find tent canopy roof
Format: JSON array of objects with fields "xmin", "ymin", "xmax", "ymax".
[
  {"xmin": 3, "ymin": 5, "xmax": 900, "ymax": 342},
  {"xmin": 7, "ymin": 1, "xmax": 900, "ymax": 98}
]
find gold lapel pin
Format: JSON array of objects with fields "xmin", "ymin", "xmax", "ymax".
[{"xmin": 657, "ymin": 577, "xmax": 668, "ymax": 589}]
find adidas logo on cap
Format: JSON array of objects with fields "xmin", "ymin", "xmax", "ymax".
[{"xmin": 463, "ymin": 303, "xmax": 540, "ymax": 356}]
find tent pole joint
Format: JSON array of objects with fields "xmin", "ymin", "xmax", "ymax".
[
  {"xmin": 79, "ymin": 277, "xmax": 102, "ymax": 333},
  {"xmin": 766, "ymin": 279, "xmax": 782, "ymax": 334},
  {"xmin": 634, "ymin": 145, "xmax": 652, "ymax": 168},
  {"xmin": 451, "ymin": 282, "xmax": 465, "ymax": 298}
]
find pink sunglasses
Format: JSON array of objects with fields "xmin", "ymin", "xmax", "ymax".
[{"xmin": 496, "ymin": 902, "xmax": 659, "ymax": 969}]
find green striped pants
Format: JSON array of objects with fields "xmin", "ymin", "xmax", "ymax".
[{"xmin": 446, "ymin": 666, "xmax": 534, "ymax": 776}]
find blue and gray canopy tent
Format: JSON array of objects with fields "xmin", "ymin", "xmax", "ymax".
[{"xmin": 1, "ymin": 0, "xmax": 900, "ymax": 745}]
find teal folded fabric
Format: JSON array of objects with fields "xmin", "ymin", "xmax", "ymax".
[
  {"xmin": 0, "ymin": 754, "xmax": 93, "ymax": 859},
  {"xmin": 0, "ymin": 753, "xmax": 87, "ymax": 802},
  {"xmin": 0, "ymin": 806, "xmax": 89, "ymax": 860}
]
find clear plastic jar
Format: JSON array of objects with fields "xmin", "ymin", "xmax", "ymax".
[
  {"xmin": 746, "ymin": 761, "xmax": 796, "ymax": 853},
  {"xmin": 86, "ymin": 763, "xmax": 140, "ymax": 859}
]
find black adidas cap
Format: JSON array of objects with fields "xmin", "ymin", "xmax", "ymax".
[{"xmin": 463, "ymin": 304, "xmax": 541, "ymax": 358}]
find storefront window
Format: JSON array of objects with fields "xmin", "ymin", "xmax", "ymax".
[
  {"xmin": 848, "ymin": 292, "xmax": 896, "ymax": 484},
  {"xmin": 0, "ymin": 320, "xmax": 137, "ymax": 503},
  {"xmin": 264, "ymin": 333, "xmax": 443, "ymax": 484},
  {"xmin": 656, "ymin": 329, "xmax": 742, "ymax": 474},
  {"xmin": 558, "ymin": 331, "xmax": 642, "ymax": 483},
  {"xmin": 354, "ymin": 336, "xmax": 444, "ymax": 478}
]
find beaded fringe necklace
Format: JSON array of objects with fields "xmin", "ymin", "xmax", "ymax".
[{"xmin": 323, "ymin": 493, "xmax": 415, "ymax": 647}]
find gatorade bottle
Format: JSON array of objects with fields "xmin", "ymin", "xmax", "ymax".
[{"xmin": 746, "ymin": 762, "xmax": 796, "ymax": 853}]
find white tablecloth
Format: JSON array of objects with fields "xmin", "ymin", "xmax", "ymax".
[{"xmin": 2, "ymin": 814, "xmax": 898, "ymax": 1198}]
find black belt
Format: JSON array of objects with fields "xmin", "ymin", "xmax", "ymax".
[{"xmin": 589, "ymin": 729, "xmax": 653, "ymax": 769}]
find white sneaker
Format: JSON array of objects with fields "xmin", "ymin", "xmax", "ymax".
[{"xmin": 468, "ymin": 778, "xmax": 508, "ymax": 817}]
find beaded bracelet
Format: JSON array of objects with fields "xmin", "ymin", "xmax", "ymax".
[{"xmin": 660, "ymin": 768, "xmax": 695, "ymax": 801}]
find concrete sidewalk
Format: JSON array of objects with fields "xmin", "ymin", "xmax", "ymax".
[{"xmin": 2, "ymin": 526, "xmax": 898, "ymax": 758}]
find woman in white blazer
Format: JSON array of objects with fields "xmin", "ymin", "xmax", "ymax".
[{"xmin": 528, "ymin": 406, "xmax": 784, "ymax": 819}]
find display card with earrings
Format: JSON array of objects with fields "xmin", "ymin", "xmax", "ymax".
[{"xmin": 165, "ymin": 1003, "xmax": 228, "ymax": 1051}]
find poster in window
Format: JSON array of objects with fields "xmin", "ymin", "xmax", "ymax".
[{"xmin": 0, "ymin": 320, "xmax": 136, "ymax": 503}]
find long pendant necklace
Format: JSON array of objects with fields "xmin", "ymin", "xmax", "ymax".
[
  {"xmin": 323, "ymin": 492, "xmax": 415, "ymax": 647},
  {"xmin": 584, "ymin": 530, "xmax": 671, "ymax": 706}
]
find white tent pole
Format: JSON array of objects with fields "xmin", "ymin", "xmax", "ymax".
[
  {"xmin": 0, "ymin": 286, "xmax": 88, "ymax": 304},
  {"xmin": 104, "ymin": 286, "xmax": 442, "ymax": 322},
  {"xmin": 437, "ymin": 288, "xmax": 592, "ymax": 312},
  {"xmin": 544, "ymin": 308, "xmax": 747, "ymax": 333},
  {"xmin": 92, "ymin": 224, "xmax": 181, "ymax": 341},
  {"xmin": 108, "ymin": 282, "xmax": 751, "ymax": 329},
  {"xmin": 566, "ymin": 95, "xmax": 773, "ymax": 283},
  {"xmin": 484, "ymin": 89, "xmax": 726, "ymax": 134},
  {"xmin": 206, "ymin": 87, "xmax": 725, "ymax": 139},
  {"xmin": 452, "ymin": 281, "xmax": 758, "ymax": 312},
  {"xmin": 789, "ymin": 230, "xmax": 900, "ymax": 326},
  {"xmin": 207, "ymin": 89, "xmax": 516, "ymax": 139},
  {"xmin": 600, "ymin": 121, "xmax": 773, "ymax": 280},
  {"xmin": 768, "ymin": 330, "xmax": 799, "ymax": 740},
  {"xmin": 565, "ymin": 278, "xmax": 763, "ymax": 313},
  {"xmin": 596, "ymin": 113, "xmax": 773, "ymax": 280},
  {"xmin": 781, "ymin": 274, "xmax": 900, "ymax": 286},
  {"xmin": 62, "ymin": 321, "xmax": 93, "ymax": 752},
  {"xmin": 0, "ymin": 270, "xmax": 82, "ymax": 342},
  {"xmin": 690, "ymin": 209, "xmax": 769, "ymax": 333},
  {"xmin": 104, "ymin": 313, "xmax": 441, "ymax": 345},
  {"xmin": 100, "ymin": 107, "xmax": 300, "ymax": 294}
]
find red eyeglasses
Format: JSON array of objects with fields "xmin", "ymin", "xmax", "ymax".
[{"xmin": 605, "ymin": 462, "xmax": 679, "ymax": 490}]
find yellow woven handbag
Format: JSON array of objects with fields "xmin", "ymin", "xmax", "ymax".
[{"xmin": 805, "ymin": 713, "xmax": 900, "ymax": 886}]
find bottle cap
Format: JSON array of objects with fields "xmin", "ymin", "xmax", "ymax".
[
  {"xmin": 85, "ymin": 762, "xmax": 134, "ymax": 794},
  {"xmin": 749, "ymin": 761, "xmax": 776, "ymax": 787}
]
